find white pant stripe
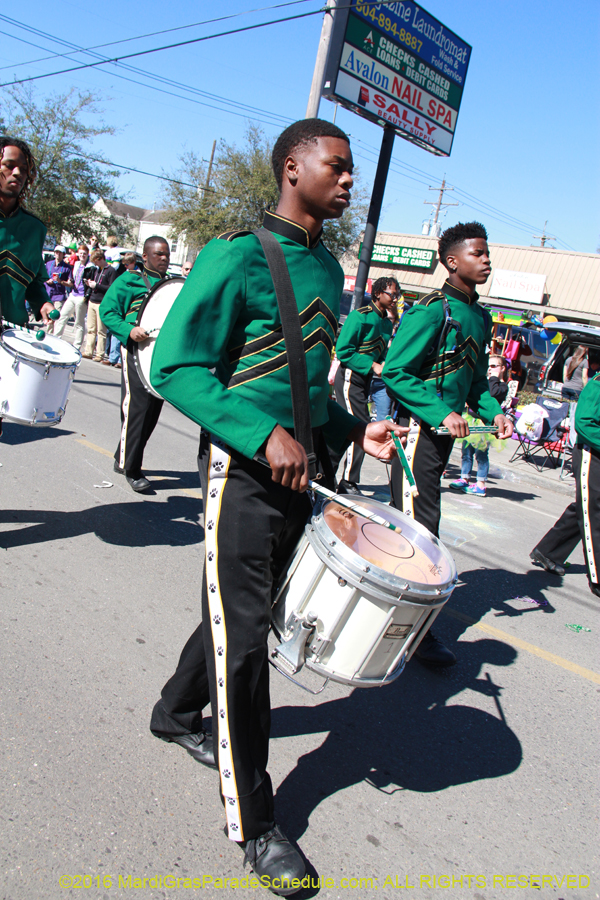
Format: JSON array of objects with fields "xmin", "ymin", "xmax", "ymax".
[
  {"xmin": 118, "ymin": 347, "xmax": 131, "ymax": 470},
  {"xmin": 580, "ymin": 448, "xmax": 597, "ymax": 583},
  {"xmin": 204, "ymin": 440, "xmax": 243, "ymax": 841},
  {"xmin": 401, "ymin": 416, "xmax": 421, "ymax": 519}
]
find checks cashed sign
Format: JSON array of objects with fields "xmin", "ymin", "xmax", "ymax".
[{"xmin": 323, "ymin": 1, "xmax": 471, "ymax": 156}]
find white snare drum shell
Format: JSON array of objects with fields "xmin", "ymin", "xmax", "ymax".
[
  {"xmin": 272, "ymin": 497, "xmax": 457, "ymax": 687},
  {"xmin": 0, "ymin": 329, "xmax": 80, "ymax": 425}
]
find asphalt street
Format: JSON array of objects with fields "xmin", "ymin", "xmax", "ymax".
[{"xmin": 1, "ymin": 354, "xmax": 598, "ymax": 900}]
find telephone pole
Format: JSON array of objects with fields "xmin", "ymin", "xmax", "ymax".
[
  {"xmin": 423, "ymin": 178, "xmax": 458, "ymax": 235},
  {"xmin": 305, "ymin": 0, "xmax": 338, "ymax": 118},
  {"xmin": 533, "ymin": 220, "xmax": 556, "ymax": 247}
]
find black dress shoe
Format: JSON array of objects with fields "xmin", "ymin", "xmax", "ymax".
[
  {"xmin": 530, "ymin": 548, "xmax": 565, "ymax": 577},
  {"xmin": 126, "ymin": 473, "xmax": 151, "ymax": 492},
  {"xmin": 240, "ymin": 825, "xmax": 305, "ymax": 896},
  {"xmin": 414, "ymin": 630, "xmax": 457, "ymax": 667},
  {"xmin": 590, "ymin": 583, "xmax": 600, "ymax": 599},
  {"xmin": 337, "ymin": 479, "xmax": 361, "ymax": 495},
  {"xmin": 113, "ymin": 462, "xmax": 124, "ymax": 474},
  {"xmin": 153, "ymin": 730, "xmax": 216, "ymax": 769}
]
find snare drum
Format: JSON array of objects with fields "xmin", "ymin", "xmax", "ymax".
[
  {"xmin": 272, "ymin": 496, "xmax": 457, "ymax": 688},
  {"xmin": 133, "ymin": 277, "xmax": 185, "ymax": 397},
  {"xmin": 0, "ymin": 328, "xmax": 81, "ymax": 426}
]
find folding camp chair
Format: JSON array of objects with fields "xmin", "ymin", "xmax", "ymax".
[{"xmin": 509, "ymin": 397, "xmax": 570, "ymax": 472}]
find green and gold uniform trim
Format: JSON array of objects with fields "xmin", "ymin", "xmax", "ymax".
[
  {"xmin": 335, "ymin": 299, "xmax": 393, "ymax": 377},
  {"xmin": 99, "ymin": 267, "xmax": 163, "ymax": 346},
  {"xmin": 150, "ymin": 211, "xmax": 359, "ymax": 460},
  {"xmin": 228, "ymin": 297, "xmax": 337, "ymax": 364},
  {"xmin": 0, "ymin": 204, "xmax": 48, "ymax": 324},
  {"xmin": 382, "ymin": 279, "xmax": 502, "ymax": 429}
]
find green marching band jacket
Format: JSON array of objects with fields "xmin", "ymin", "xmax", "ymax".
[
  {"xmin": 575, "ymin": 372, "xmax": 600, "ymax": 452},
  {"xmin": 99, "ymin": 267, "xmax": 163, "ymax": 345},
  {"xmin": 335, "ymin": 300, "xmax": 393, "ymax": 375},
  {"xmin": 150, "ymin": 211, "xmax": 359, "ymax": 460},
  {"xmin": 382, "ymin": 280, "xmax": 503, "ymax": 428},
  {"xmin": 0, "ymin": 205, "xmax": 49, "ymax": 325}
]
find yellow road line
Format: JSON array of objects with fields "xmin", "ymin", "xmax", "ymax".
[
  {"xmin": 444, "ymin": 607, "xmax": 600, "ymax": 685},
  {"xmin": 76, "ymin": 438, "xmax": 113, "ymax": 458},
  {"xmin": 75, "ymin": 438, "xmax": 202, "ymax": 499}
]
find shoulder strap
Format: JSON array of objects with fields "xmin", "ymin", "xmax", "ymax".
[
  {"xmin": 140, "ymin": 270, "xmax": 152, "ymax": 291},
  {"xmin": 254, "ymin": 227, "xmax": 317, "ymax": 479}
]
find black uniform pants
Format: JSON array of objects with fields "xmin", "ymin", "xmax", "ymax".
[
  {"xmin": 151, "ymin": 433, "xmax": 311, "ymax": 842},
  {"xmin": 389, "ymin": 413, "xmax": 453, "ymax": 538},
  {"xmin": 330, "ymin": 365, "xmax": 372, "ymax": 485},
  {"xmin": 115, "ymin": 344, "xmax": 163, "ymax": 475},
  {"xmin": 534, "ymin": 501, "xmax": 580, "ymax": 565},
  {"xmin": 574, "ymin": 445, "xmax": 600, "ymax": 589}
]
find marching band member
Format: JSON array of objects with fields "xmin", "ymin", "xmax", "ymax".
[
  {"xmin": 147, "ymin": 119, "xmax": 406, "ymax": 895},
  {"xmin": 330, "ymin": 276, "xmax": 399, "ymax": 493},
  {"xmin": 0, "ymin": 137, "xmax": 54, "ymax": 326},
  {"xmin": 100, "ymin": 236, "xmax": 170, "ymax": 493},
  {"xmin": 382, "ymin": 222, "xmax": 513, "ymax": 666}
]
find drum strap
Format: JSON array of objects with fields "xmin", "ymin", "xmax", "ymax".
[
  {"xmin": 140, "ymin": 271, "xmax": 152, "ymax": 291},
  {"xmin": 254, "ymin": 227, "xmax": 317, "ymax": 480}
]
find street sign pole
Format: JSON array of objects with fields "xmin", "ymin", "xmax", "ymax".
[
  {"xmin": 305, "ymin": 0, "xmax": 338, "ymax": 119},
  {"xmin": 351, "ymin": 123, "xmax": 395, "ymax": 311}
]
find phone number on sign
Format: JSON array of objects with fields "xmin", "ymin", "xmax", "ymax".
[{"xmin": 355, "ymin": 1, "xmax": 423, "ymax": 52}]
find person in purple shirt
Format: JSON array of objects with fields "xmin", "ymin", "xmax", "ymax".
[
  {"xmin": 45, "ymin": 244, "xmax": 73, "ymax": 331},
  {"xmin": 53, "ymin": 244, "xmax": 93, "ymax": 350}
]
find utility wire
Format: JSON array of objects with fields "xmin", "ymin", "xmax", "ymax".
[
  {"xmin": 0, "ymin": 1, "xmax": 315, "ymax": 71},
  {"xmin": 0, "ymin": 8, "xmax": 328, "ymax": 87}
]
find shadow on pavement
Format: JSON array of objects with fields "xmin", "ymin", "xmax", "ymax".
[
  {"xmin": 450, "ymin": 566, "xmax": 557, "ymax": 629},
  {"xmin": 0, "ymin": 423, "xmax": 76, "ymax": 444},
  {"xmin": 144, "ymin": 469, "xmax": 202, "ymax": 491},
  {"xmin": 271, "ymin": 637, "xmax": 521, "ymax": 842},
  {"xmin": 0, "ymin": 494, "xmax": 203, "ymax": 548}
]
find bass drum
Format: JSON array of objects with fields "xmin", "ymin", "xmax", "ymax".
[
  {"xmin": 272, "ymin": 496, "xmax": 457, "ymax": 688},
  {"xmin": 133, "ymin": 277, "xmax": 185, "ymax": 397}
]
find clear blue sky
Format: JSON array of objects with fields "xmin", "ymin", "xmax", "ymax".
[{"xmin": 1, "ymin": 0, "xmax": 598, "ymax": 252}]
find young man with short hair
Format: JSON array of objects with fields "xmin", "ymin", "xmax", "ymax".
[
  {"xmin": 54, "ymin": 244, "xmax": 93, "ymax": 349},
  {"xmin": 0, "ymin": 136, "xmax": 55, "ymax": 326},
  {"xmin": 331, "ymin": 275, "xmax": 400, "ymax": 493},
  {"xmin": 147, "ymin": 119, "xmax": 405, "ymax": 894},
  {"xmin": 383, "ymin": 222, "xmax": 513, "ymax": 665},
  {"xmin": 82, "ymin": 250, "xmax": 117, "ymax": 360}
]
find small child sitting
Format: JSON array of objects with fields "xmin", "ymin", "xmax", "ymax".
[{"xmin": 450, "ymin": 355, "xmax": 509, "ymax": 497}]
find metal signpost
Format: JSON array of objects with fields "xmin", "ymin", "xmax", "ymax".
[{"xmin": 318, "ymin": 0, "xmax": 471, "ymax": 308}]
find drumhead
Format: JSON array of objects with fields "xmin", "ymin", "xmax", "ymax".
[
  {"xmin": 312, "ymin": 496, "xmax": 456, "ymax": 596},
  {"xmin": 1, "ymin": 328, "xmax": 80, "ymax": 366},
  {"xmin": 134, "ymin": 277, "xmax": 185, "ymax": 396}
]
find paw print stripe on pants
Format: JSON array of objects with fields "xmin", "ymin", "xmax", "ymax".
[{"xmin": 203, "ymin": 440, "xmax": 243, "ymax": 840}]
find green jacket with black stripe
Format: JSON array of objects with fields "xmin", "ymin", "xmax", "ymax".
[
  {"xmin": 150, "ymin": 211, "xmax": 360, "ymax": 459},
  {"xmin": 0, "ymin": 205, "xmax": 49, "ymax": 325},
  {"xmin": 575, "ymin": 372, "xmax": 600, "ymax": 452},
  {"xmin": 335, "ymin": 300, "xmax": 393, "ymax": 376},
  {"xmin": 382, "ymin": 280, "xmax": 502, "ymax": 428},
  {"xmin": 99, "ymin": 267, "xmax": 163, "ymax": 345}
]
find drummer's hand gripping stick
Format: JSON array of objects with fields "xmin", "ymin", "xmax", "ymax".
[
  {"xmin": 385, "ymin": 416, "xmax": 418, "ymax": 498},
  {"xmin": 434, "ymin": 424, "xmax": 498, "ymax": 435}
]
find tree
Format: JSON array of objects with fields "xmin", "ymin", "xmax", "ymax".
[
  {"xmin": 2, "ymin": 85, "xmax": 128, "ymax": 243},
  {"xmin": 161, "ymin": 123, "xmax": 367, "ymax": 259}
]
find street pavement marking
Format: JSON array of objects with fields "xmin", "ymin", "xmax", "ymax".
[
  {"xmin": 75, "ymin": 438, "xmax": 203, "ymax": 500},
  {"xmin": 444, "ymin": 607, "xmax": 600, "ymax": 685},
  {"xmin": 492, "ymin": 496, "xmax": 558, "ymax": 519}
]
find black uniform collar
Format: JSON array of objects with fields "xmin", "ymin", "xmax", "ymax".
[
  {"xmin": 263, "ymin": 210, "xmax": 322, "ymax": 249},
  {"xmin": 443, "ymin": 279, "xmax": 479, "ymax": 305},
  {"xmin": 0, "ymin": 202, "xmax": 21, "ymax": 220},
  {"xmin": 143, "ymin": 265, "xmax": 164, "ymax": 280},
  {"xmin": 369, "ymin": 298, "xmax": 386, "ymax": 318}
]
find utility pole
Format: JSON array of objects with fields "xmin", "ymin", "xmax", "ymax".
[
  {"xmin": 533, "ymin": 220, "xmax": 556, "ymax": 247},
  {"xmin": 305, "ymin": 0, "xmax": 338, "ymax": 118},
  {"xmin": 203, "ymin": 139, "xmax": 217, "ymax": 198},
  {"xmin": 423, "ymin": 178, "xmax": 458, "ymax": 235}
]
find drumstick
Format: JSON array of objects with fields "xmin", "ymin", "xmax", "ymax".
[
  {"xmin": 253, "ymin": 454, "xmax": 402, "ymax": 535},
  {"xmin": 308, "ymin": 481, "xmax": 402, "ymax": 535},
  {"xmin": 2, "ymin": 312, "xmax": 57, "ymax": 341},
  {"xmin": 434, "ymin": 424, "xmax": 498, "ymax": 435},
  {"xmin": 385, "ymin": 416, "xmax": 418, "ymax": 497}
]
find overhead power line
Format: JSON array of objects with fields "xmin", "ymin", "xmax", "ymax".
[
  {"xmin": 0, "ymin": 7, "xmax": 327, "ymax": 88},
  {"xmin": 0, "ymin": 1, "xmax": 314, "ymax": 72}
]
